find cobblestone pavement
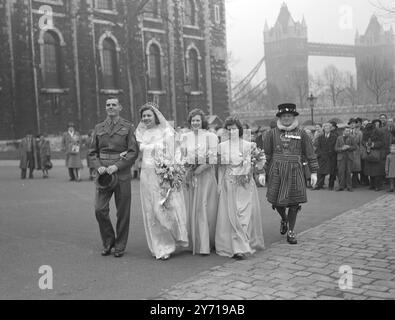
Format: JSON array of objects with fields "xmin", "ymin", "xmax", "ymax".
[{"xmin": 155, "ymin": 195, "xmax": 395, "ymax": 300}]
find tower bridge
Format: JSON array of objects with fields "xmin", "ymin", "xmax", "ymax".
[{"xmin": 263, "ymin": 3, "xmax": 395, "ymax": 107}]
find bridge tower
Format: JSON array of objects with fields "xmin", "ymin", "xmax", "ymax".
[
  {"xmin": 355, "ymin": 15, "xmax": 395, "ymax": 103},
  {"xmin": 264, "ymin": 3, "xmax": 309, "ymax": 108}
]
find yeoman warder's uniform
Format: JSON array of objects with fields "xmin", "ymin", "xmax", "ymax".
[
  {"xmin": 89, "ymin": 117, "xmax": 139, "ymax": 256},
  {"xmin": 264, "ymin": 104, "xmax": 318, "ymax": 244}
]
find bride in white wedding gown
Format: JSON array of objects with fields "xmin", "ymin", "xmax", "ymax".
[{"xmin": 136, "ymin": 102, "xmax": 189, "ymax": 260}]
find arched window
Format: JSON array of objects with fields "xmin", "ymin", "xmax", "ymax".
[
  {"xmin": 148, "ymin": 44, "xmax": 162, "ymax": 91},
  {"xmin": 102, "ymin": 38, "xmax": 118, "ymax": 89},
  {"xmin": 184, "ymin": 0, "xmax": 196, "ymax": 26},
  {"xmin": 43, "ymin": 31, "xmax": 61, "ymax": 88},
  {"xmin": 96, "ymin": 0, "xmax": 113, "ymax": 10},
  {"xmin": 146, "ymin": 0, "xmax": 161, "ymax": 18},
  {"xmin": 188, "ymin": 48, "xmax": 199, "ymax": 91}
]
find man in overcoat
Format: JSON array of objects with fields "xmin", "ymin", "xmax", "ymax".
[{"xmin": 313, "ymin": 123, "xmax": 338, "ymax": 191}]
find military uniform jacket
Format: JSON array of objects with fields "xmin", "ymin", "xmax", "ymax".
[{"xmin": 88, "ymin": 117, "xmax": 139, "ymax": 180}]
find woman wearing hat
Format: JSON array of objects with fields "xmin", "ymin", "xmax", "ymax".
[
  {"xmin": 263, "ymin": 103, "xmax": 318, "ymax": 244},
  {"xmin": 37, "ymin": 133, "xmax": 52, "ymax": 179},
  {"xmin": 62, "ymin": 122, "xmax": 83, "ymax": 181}
]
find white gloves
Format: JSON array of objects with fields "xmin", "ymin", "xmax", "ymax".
[
  {"xmin": 311, "ymin": 173, "xmax": 318, "ymax": 188},
  {"xmin": 258, "ymin": 174, "xmax": 266, "ymax": 187}
]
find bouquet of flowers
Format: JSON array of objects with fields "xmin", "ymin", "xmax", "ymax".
[
  {"xmin": 154, "ymin": 150, "xmax": 187, "ymax": 210},
  {"xmin": 251, "ymin": 144, "xmax": 266, "ymax": 187},
  {"xmin": 236, "ymin": 143, "xmax": 266, "ymax": 187},
  {"xmin": 251, "ymin": 143, "xmax": 266, "ymax": 172}
]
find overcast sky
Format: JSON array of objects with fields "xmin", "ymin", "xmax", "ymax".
[{"xmin": 226, "ymin": 0, "xmax": 394, "ymax": 83}]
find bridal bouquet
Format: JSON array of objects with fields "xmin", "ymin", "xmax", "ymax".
[
  {"xmin": 154, "ymin": 150, "xmax": 186, "ymax": 210},
  {"xmin": 235, "ymin": 143, "xmax": 266, "ymax": 187},
  {"xmin": 251, "ymin": 143, "xmax": 266, "ymax": 187},
  {"xmin": 250, "ymin": 143, "xmax": 266, "ymax": 172}
]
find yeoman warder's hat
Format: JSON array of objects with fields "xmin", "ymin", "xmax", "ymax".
[
  {"xmin": 95, "ymin": 172, "xmax": 118, "ymax": 190},
  {"xmin": 276, "ymin": 103, "xmax": 299, "ymax": 118}
]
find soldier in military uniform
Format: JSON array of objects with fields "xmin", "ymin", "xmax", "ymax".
[
  {"xmin": 264, "ymin": 103, "xmax": 318, "ymax": 245},
  {"xmin": 89, "ymin": 97, "xmax": 139, "ymax": 258}
]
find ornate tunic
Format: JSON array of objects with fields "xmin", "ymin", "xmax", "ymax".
[{"xmin": 264, "ymin": 123, "xmax": 318, "ymax": 207}]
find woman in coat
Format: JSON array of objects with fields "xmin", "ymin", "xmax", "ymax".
[
  {"xmin": 62, "ymin": 122, "xmax": 83, "ymax": 182},
  {"xmin": 38, "ymin": 134, "xmax": 51, "ymax": 178},
  {"xmin": 349, "ymin": 118, "xmax": 363, "ymax": 188},
  {"xmin": 362, "ymin": 123, "xmax": 386, "ymax": 191}
]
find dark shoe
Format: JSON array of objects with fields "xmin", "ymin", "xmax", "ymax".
[
  {"xmin": 328, "ymin": 186, "xmax": 334, "ymax": 191},
  {"xmin": 369, "ymin": 186, "xmax": 375, "ymax": 190},
  {"xmin": 280, "ymin": 220, "xmax": 288, "ymax": 235},
  {"xmin": 336, "ymin": 187, "xmax": 344, "ymax": 192},
  {"xmin": 312, "ymin": 186, "xmax": 322, "ymax": 191},
  {"xmin": 347, "ymin": 188, "xmax": 354, "ymax": 192},
  {"xmin": 101, "ymin": 245, "xmax": 114, "ymax": 256},
  {"xmin": 233, "ymin": 253, "xmax": 246, "ymax": 260},
  {"xmin": 389, "ymin": 189, "xmax": 394, "ymax": 193},
  {"xmin": 114, "ymin": 251, "xmax": 124, "ymax": 258},
  {"xmin": 287, "ymin": 231, "xmax": 298, "ymax": 245}
]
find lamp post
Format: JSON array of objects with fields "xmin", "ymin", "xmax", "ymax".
[
  {"xmin": 184, "ymin": 80, "xmax": 192, "ymax": 119},
  {"xmin": 307, "ymin": 93, "xmax": 317, "ymax": 125}
]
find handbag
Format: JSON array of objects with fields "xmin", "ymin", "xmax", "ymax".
[
  {"xmin": 364, "ymin": 148, "xmax": 381, "ymax": 163},
  {"xmin": 45, "ymin": 160, "xmax": 53, "ymax": 170},
  {"xmin": 70, "ymin": 144, "xmax": 80, "ymax": 154}
]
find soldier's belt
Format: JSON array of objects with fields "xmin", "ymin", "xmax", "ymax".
[{"xmin": 100, "ymin": 153, "xmax": 121, "ymax": 161}]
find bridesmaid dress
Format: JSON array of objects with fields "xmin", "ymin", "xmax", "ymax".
[
  {"xmin": 215, "ymin": 139, "xmax": 265, "ymax": 258},
  {"xmin": 181, "ymin": 130, "xmax": 219, "ymax": 255}
]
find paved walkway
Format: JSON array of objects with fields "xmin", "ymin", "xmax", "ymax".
[
  {"xmin": 155, "ymin": 195, "xmax": 395, "ymax": 300},
  {"xmin": 0, "ymin": 160, "xmax": 70, "ymax": 166}
]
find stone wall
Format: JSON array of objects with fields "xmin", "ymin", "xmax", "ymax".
[
  {"xmin": 235, "ymin": 104, "xmax": 395, "ymax": 125},
  {"xmin": 0, "ymin": 0, "xmax": 230, "ymax": 139}
]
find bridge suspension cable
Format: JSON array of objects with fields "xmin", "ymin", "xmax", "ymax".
[
  {"xmin": 232, "ymin": 78, "xmax": 267, "ymax": 104},
  {"xmin": 232, "ymin": 56, "xmax": 265, "ymax": 98}
]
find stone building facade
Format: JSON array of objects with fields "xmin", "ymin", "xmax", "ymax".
[{"xmin": 0, "ymin": 0, "xmax": 230, "ymax": 140}]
